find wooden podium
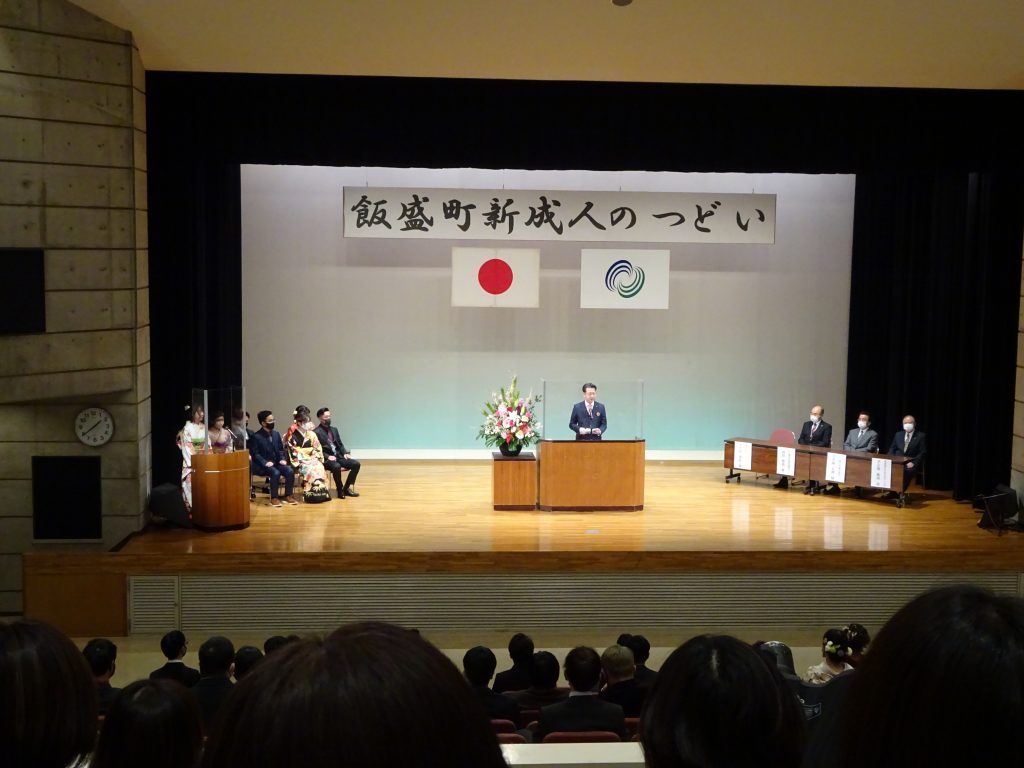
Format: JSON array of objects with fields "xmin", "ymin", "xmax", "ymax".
[
  {"xmin": 492, "ymin": 451, "xmax": 537, "ymax": 510},
  {"xmin": 538, "ymin": 439, "xmax": 645, "ymax": 511},
  {"xmin": 192, "ymin": 450, "xmax": 251, "ymax": 531}
]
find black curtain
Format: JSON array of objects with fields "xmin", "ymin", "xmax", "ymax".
[
  {"xmin": 846, "ymin": 172, "xmax": 1023, "ymax": 498},
  {"xmin": 146, "ymin": 73, "xmax": 1024, "ymax": 486}
]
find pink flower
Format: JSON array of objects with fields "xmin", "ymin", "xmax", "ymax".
[{"xmin": 505, "ymin": 433, "xmax": 513, "ymax": 444}]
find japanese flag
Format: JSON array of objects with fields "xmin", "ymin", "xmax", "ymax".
[{"xmin": 451, "ymin": 247, "xmax": 540, "ymax": 307}]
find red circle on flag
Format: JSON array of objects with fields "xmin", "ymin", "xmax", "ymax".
[{"xmin": 478, "ymin": 258, "xmax": 514, "ymax": 295}]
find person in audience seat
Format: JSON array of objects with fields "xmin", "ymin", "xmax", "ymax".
[
  {"xmin": 92, "ymin": 678, "xmax": 203, "ymax": 768},
  {"xmin": 493, "ymin": 632, "xmax": 535, "ymax": 693},
  {"xmin": 193, "ymin": 636, "xmax": 235, "ymax": 731},
  {"xmin": 463, "ymin": 645, "xmax": 520, "ymax": 722},
  {"xmin": 640, "ymin": 634, "xmax": 805, "ymax": 767},
  {"xmin": 507, "ymin": 650, "xmax": 570, "ymax": 709},
  {"xmin": 233, "ymin": 645, "xmax": 264, "ymax": 680},
  {"xmin": 1, "ymin": 619, "xmax": 97, "ymax": 768},
  {"xmin": 618, "ymin": 633, "xmax": 657, "ymax": 688},
  {"xmin": 806, "ymin": 628, "xmax": 854, "ymax": 684},
  {"xmin": 843, "ymin": 623, "xmax": 870, "ymax": 668},
  {"xmin": 599, "ymin": 644, "xmax": 647, "ymax": 716},
  {"xmin": 83, "ymin": 637, "xmax": 121, "ymax": 715},
  {"xmin": 149, "ymin": 629, "xmax": 201, "ymax": 687},
  {"xmin": 533, "ymin": 646, "xmax": 629, "ymax": 742},
  {"xmin": 202, "ymin": 622, "xmax": 506, "ymax": 768}
]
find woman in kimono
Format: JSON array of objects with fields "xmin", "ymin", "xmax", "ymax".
[
  {"xmin": 208, "ymin": 411, "xmax": 235, "ymax": 454},
  {"xmin": 285, "ymin": 405, "xmax": 331, "ymax": 503},
  {"xmin": 178, "ymin": 404, "xmax": 209, "ymax": 511}
]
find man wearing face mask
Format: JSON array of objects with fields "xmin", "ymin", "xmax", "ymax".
[
  {"xmin": 314, "ymin": 407, "xmax": 361, "ymax": 499},
  {"xmin": 774, "ymin": 404, "xmax": 832, "ymax": 493},
  {"xmin": 884, "ymin": 415, "xmax": 926, "ymax": 497},
  {"xmin": 249, "ymin": 410, "xmax": 296, "ymax": 508},
  {"xmin": 822, "ymin": 411, "xmax": 880, "ymax": 496}
]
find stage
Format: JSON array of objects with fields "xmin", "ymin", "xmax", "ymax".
[{"xmin": 23, "ymin": 462, "xmax": 1024, "ymax": 640}]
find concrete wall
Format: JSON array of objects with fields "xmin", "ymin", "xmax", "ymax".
[{"xmin": 0, "ymin": 0, "xmax": 149, "ymax": 614}]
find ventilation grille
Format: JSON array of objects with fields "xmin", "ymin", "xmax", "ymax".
[
  {"xmin": 129, "ymin": 575, "xmax": 180, "ymax": 632},
  {"xmin": 129, "ymin": 571, "xmax": 1024, "ymax": 634}
]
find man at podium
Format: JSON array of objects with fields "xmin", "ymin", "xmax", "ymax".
[{"xmin": 569, "ymin": 382, "xmax": 607, "ymax": 441}]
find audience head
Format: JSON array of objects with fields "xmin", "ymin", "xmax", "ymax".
[
  {"xmin": 618, "ymin": 632, "xmax": 652, "ymax": 665},
  {"xmin": 159, "ymin": 630, "xmax": 187, "ymax": 660},
  {"xmin": 563, "ymin": 646, "xmax": 602, "ymax": 692},
  {"xmin": 92, "ymin": 679, "xmax": 202, "ymax": 768},
  {"xmin": 752, "ymin": 640, "xmax": 797, "ymax": 677},
  {"xmin": 640, "ymin": 634, "xmax": 805, "ymax": 768},
  {"xmin": 263, "ymin": 635, "xmax": 289, "ymax": 654},
  {"xmin": 0, "ymin": 619, "xmax": 97, "ymax": 768},
  {"xmin": 257, "ymin": 410, "xmax": 274, "ymax": 430},
  {"xmin": 508, "ymin": 632, "xmax": 534, "ymax": 664},
  {"xmin": 233, "ymin": 646, "xmax": 264, "ymax": 680},
  {"xmin": 838, "ymin": 585, "xmax": 1024, "ymax": 767},
  {"xmin": 602, "ymin": 644, "xmax": 636, "ymax": 683},
  {"xmin": 203, "ymin": 621, "xmax": 506, "ymax": 768},
  {"xmin": 821, "ymin": 628, "xmax": 852, "ymax": 664},
  {"xmin": 83, "ymin": 637, "xmax": 118, "ymax": 680},
  {"xmin": 462, "ymin": 645, "xmax": 498, "ymax": 687},
  {"xmin": 198, "ymin": 636, "xmax": 235, "ymax": 677},
  {"xmin": 530, "ymin": 650, "xmax": 561, "ymax": 689},
  {"xmin": 844, "ymin": 623, "xmax": 871, "ymax": 666}
]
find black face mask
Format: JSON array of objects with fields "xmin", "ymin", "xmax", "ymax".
[
  {"xmin": 322, "ymin": 419, "xmax": 331, "ymax": 427},
  {"xmin": 263, "ymin": 421, "xmax": 275, "ymax": 430}
]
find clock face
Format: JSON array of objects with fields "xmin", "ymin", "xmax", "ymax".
[{"xmin": 75, "ymin": 407, "xmax": 115, "ymax": 447}]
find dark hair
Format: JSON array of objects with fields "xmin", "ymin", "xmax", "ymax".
[
  {"xmin": 198, "ymin": 636, "xmax": 235, "ymax": 676},
  {"xmin": 0, "ymin": 620, "xmax": 98, "ymax": 768},
  {"xmin": 618, "ymin": 632, "xmax": 652, "ymax": 664},
  {"xmin": 838, "ymin": 585, "xmax": 1024, "ymax": 767},
  {"xmin": 233, "ymin": 646, "xmax": 264, "ymax": 680},
  {"xmin": 508, "ymin": 632, "xmax": 534, "ymax": 664},
  {"xmin": 316, "ymin": 407, "xmax": 329, "ymax": 418},
  {"xmin": 462, "ymin": 645, "xmax": 497, "ymax": 686},
  {"xmin": 83, "ymin": 637, "xmax": 118, "ymax": 676},
  {"xmin": 160, "ymin": 630, "xmax": 186, "ymax": 660},
  {"xmin": 563, "ymin": 646, "xmax": 602, "ymax": 691},
  {"xmin": 752, "ymin": 640, "xmax": 797, "ymax": 677},
  {"xmin": 844, "ymin": 623, "xmax": 870, "ymax": 655},
  {"xmin": 858, "ymin": 411, "xmax": 871, "ymax": 421},
  {"xmin": 821, "ymin": 628, "xmax": 851, "ymax": 663},
  {"xmin": 640, "ymin": 634, "xmax": 805, "ymax": 768},
  {"xmin": 202, "ymin": 622, "xmax": 506, "ymax": 768},
  {"xmin": 530, "ymin": 650, "xmax": 561, "ymax": 689},
  {"xmin": 294, "ymin": 405, "xmax": 310, "ymax": 421},
  {"xmin": 582, "ymin": 382, "xmax": 597, "ymax": 392},
  {"xmin": 263, "ymin": 635, "xmax": 289, "ymax": 654},
  {"xmin": 257, "ymin": 410, "xmax": 272, "ymax": 425},
  {"xmin": 92, "ymin": 679, "xmax": 203, "ymax": 768},
  {"xmin": 212, "ymin": 410, "xmax": 224, "ymax": 421}
]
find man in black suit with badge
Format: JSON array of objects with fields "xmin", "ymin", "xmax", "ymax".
[
  {"xmin": 569, "ymin": 383, "xmax": 607, "ymax": 441},
  {"xmin": 884, "ymin": 414, "xmax": 927, "ymax": 497},
  {"xmin": 775, "ymin": 404, "xmax": 832, "ymax": 494},
  {"xmin": 314, "ymin": 406, "xmax": 361, "ymax": 499}
]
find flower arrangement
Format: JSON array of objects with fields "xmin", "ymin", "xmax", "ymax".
[{"xmin": 478, "ymin": 376, "xmax": 542, "ymax": 455}]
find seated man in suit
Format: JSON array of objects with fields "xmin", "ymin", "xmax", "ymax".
[
  {"xmin": 249, "ymin": 410, "xmax": 297, "ymax": 508},
  {"xmin": 494, "ymin": 632, "xmax": 535, "ymax": 694},
  {"xmin": 314, "ymin": 407, "xmax": 361, "ymax": 499},
  {"xmin": 618, "ymin": 633, "xmax": 657, "ymax": 688},
  {"xmin": 884, "ymin": 414, "xmax": 927, "ymax": 497},
  {"xmin": 599, "ymin": 644, "xmax": 647, "ymax": 717},
  {"xmin": 463, "ymin": 645, "xmax": 520, "ymax": 722},
  {"xmin": 823, "ymin": 410, "xmax": 880, "ymax": 496},
  {"xmin": 193, "ymin": 636, "xmax": 235, "ymax": 732},
  {"xmin": 533, "ymin": 646, "xmax": 629, "ymax": 742},
  {"xmin": 507, "ymin": 651, "xmax": 570, "ymax": 710},
  {"xmin": 82, "ymin": 637, "xmax": 120, "ymax": 715},
  {"xmin": 149, "ymin": 629, "xmax": 200, "ymax": 687},
  {"xmin": 775, "ymin": 404, "xmax": 832, "ymax": 493},
  {"xmin": 569, "ymin": 382, "xmax": 607, "ymax": 441}
]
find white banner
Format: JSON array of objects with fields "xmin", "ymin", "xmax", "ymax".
[
  {"xmin": 581, "ymin": 249, "xmax": 670, "ymax": 309},
  {"xmin": 776, "ymin": 446, "xmax": 796, "ymax": 477},
  {"xmin": 825, "ymin": 452, "xmax": 847, "ymax": 483},
  {"xmin": 343, "ymin": 188, "xmax": 776, "ymax": 243},
  {"xmin": 870, "ymin": 457, "xmax": 893, "ymax": 489},
  {"xmin": 733, "ymin": 440, "xmax": 752, "ymax": 471},
  {"xmin": 451, "ymin": 248, "xmax": 539, "ymax": 307}
]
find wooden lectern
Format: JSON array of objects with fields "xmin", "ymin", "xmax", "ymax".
[
  {"xmin": 538, "ymin": 439, "xmax": 645, "ymax": 511},
  {"xmin": 191, "ymin": 450, "xmax": 251, "ymax": 530}
]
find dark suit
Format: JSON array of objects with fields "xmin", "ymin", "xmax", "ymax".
[
  {"xmin": 794, "ymin": 419, "xmax": 832, "ymax": 492},
  {"xmin": 569, "ymin": 401, "xmax": 607, "ymax": 441},
  {"xmin": 535, "ymin": 695, "xmax": 628, "ymax": 742},
  {"xmin": 149, "ymin": 660, "xmax": 201, "ymax": 687},
  {"xmin": 193, "ymin": 675, "xmax": 234, "ymax": 731},
  {"xmin": 494, "ymin": 662, "xmax": 533, "ymax": 694},
  {"xmin": 507, "ymin": 686, "xmax": 570, "ymax": 709},
  {"xmin": 889, "ymin": 429, "xmax": 927, "ymax": 490},
  {"xmin": 96, "ymin": 681, "xmax": 121, "ymax": 715},
  {"xmin": 314, "ymin": 423, "xmax": 360, "ymax": 496},
  {"xmin": 248, "ymin": 428, "xmax": 294, "ymax": 498},
  {"xmin": 600, "ymin": 678, "xmax": 647, "ymax": 717},
  {"xmin": 471, "ymin": 685, "xmax": 520, "ymax": 722},
  {"xmin": 633, "ymin": 665, "xmax": 657, "ymax": 688}
]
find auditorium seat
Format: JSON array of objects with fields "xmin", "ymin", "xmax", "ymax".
[
  {"xmin": 757, "ymin": 428, "xmax": 797, "ymax": 482},
  {"xmin": 625, "ymin": 717, "xmax": 640, "ymax": 738},
  {"xmin": 491, "ymin": 718, "xmax": 518, "ymax": 734},
  {"xmin": 519, "ymin": 709, "xmax": 540, "ymax": 729},
  {"xmin": 498, "ymin": 732, "xmax": 527, "ymax": 744},
  {"xmin": 542, "ymin": 730, "xmax": 622, "ymax": 743}
]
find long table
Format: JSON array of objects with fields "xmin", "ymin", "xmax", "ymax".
[{"xmin": 723, "ymin": 437, "xmax": 912, "ymax": 507}]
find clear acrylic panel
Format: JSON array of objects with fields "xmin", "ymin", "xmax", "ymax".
[
  {"xmin": 187, "ymin": 387, "xmax": 247, "ymax": 454},
  {"xmin": 541, "ymin": 379, "xmax": 645, "ymax": 440}
]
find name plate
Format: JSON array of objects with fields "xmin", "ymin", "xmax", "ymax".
[
  {"xmin": 870, "ymin": 457, "xmax": 893, "ymax": 489},
  {"xmin": 776, "ymin": 446, "xmax": 796, "ymax": 477},
  {"xmin": 824, "ymin": 452, "xmax": 847, "ymax": 483},
  {"xmin": 733, "ymin": 441, "xmax": 752, "ymax": 471}
]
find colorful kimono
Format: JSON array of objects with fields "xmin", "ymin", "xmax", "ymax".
[
  {"xmin": 285, "ymin": 424, "xmax": 331, "ymax": 503},
  {"xmin": 179, "ymin": 420, "xmax": 209, "ymax": 510},
  {"xmin": 209, "ymin": 427, "xmax": 235, "ymax": 454}
]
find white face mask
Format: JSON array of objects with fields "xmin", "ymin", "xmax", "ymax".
[
  {"xmin": 857, "ymin": 420, "xmax": 868, "ymax": 429},
  {"xmin": 809, "ymin": 415, "xmax": 820, "ymax": 424},
  {"xmin": 904, "ymin": 422, "xmax": 915, "ymax": 432}
]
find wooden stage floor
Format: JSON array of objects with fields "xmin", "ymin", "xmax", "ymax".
[{"xmin": 111, "ymin": 461, "xmax": 1024, "ymax": 572}]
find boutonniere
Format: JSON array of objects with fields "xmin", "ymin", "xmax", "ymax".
[{"xmin": 595, "ymin": 411, "xmax": 601, "ymax": 417}]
